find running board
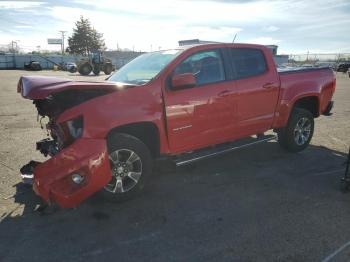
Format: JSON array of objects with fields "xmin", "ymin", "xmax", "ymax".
[{"xmin": 174, "ymin": 135, "xmax": 276, "ymax": 167}]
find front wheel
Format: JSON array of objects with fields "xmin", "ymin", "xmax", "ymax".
[
  {"xmin": 277, "ymin": 108, "xmax": 314, "ymax": 152},
  {"xmin": 99, "ymin": 133, "xmax": 153, "ymax": 202}
]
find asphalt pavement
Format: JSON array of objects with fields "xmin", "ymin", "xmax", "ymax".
[{"xmin": 0, "ymin": 70, "xmax": 350, "ymax": 262}]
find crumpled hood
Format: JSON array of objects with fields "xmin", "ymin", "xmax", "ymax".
[{"xmin": 17, "ymin": 76, "xmax": 126, "ymax": 99}]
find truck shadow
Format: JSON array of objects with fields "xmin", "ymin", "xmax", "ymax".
[{"xmin": 0, "ymin": 142, "xmax": 349, "ymax": 261}]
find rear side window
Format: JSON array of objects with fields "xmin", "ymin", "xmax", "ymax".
[
  {"xmin": 230, "ymin": 48, "xmax": 267, "ymax": 79},
  {"xmin": 174, "ymin": 50, "xmax": 225, "ymax": 86}
]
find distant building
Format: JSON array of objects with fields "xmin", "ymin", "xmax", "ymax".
[
  {"xmin": 265, "ymin": 45, "xmax": 278, "ymax": 55},
  {"xmin": 104, "ymin": 50, "xmax": 144, "ymax": 69},
  {"xmin": 265, "ymin": 45, "xmax": 289, "ymax": 65},
  {"xmin": 273, "ymin": 55, "xmax": 289, "ymax": 65},
  {"xmin": 178, "ymin": 39, "xmax": 222, "ymax": 46}
]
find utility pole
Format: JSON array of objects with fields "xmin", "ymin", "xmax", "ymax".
[
  {"xmin": 10, "ymin": 40, "xmax": 19, "ymax": 69},
  {"xmin": 11, "ymin": 40, "xmax": 18, "ymax": 53},
  {"xmin": 59, "ymin": 31, "xmax": 67, "ymax": 55}
]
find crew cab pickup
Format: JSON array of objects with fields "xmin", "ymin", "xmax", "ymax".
[{"xmin": 17, "ymin": 43, "xmax": 336, "ymax": 208}]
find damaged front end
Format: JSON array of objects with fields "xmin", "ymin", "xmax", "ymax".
[{"xmin": 18, "ymin": 76, "xmax": 114, "ymax": 208}]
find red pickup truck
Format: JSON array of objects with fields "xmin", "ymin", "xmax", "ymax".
[{"xmin": 18, "ymin": 43, "xmax": 336, "ymax": 208}]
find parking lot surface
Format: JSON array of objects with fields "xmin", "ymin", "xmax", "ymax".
[{"xmin": 0, "ymin": 70, "xmax": 350, "ymax": 262}]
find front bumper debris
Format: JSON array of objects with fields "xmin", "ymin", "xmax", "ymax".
[
  {"xmin": 36, "ymin": 138, "xmax": 59, "ymax": 157},
  {"xmin": 22, "ymin": 138, "xmax": 112, "ymax": 208},
  {"xmin": 20, "ymin": 161, "xmax": 40, "ymax": 185}
]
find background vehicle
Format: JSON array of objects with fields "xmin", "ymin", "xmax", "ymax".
[
  {"xmin": 77, "ymin": 51, "xmax": 114, "ymax": 75},
  {"xmin": 336, "ymin": 62, "xmax": 350, "ymax": 73},
  {"xmin": 24, "ymin": 61, "xmax": 42, "ymax": 71},
  {"xmin": 61, "ymin": 62, "xmax": 77, "ymax": 73},
  {"xmin": 18, "ymin": 43, "xmax": 336, "ymax": 208}
]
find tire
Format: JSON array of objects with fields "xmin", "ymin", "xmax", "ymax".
[
  {"xmin": 99, "ymin": 133, "xmax": 153, "ymax": 202},
  {"xmin": 93, "ymin": 64, "xmax": 100, "ymax": 75},
  {"xmin": 103, "ymin": 63, "xmax": 113, "ymax": 75},
  {"xmin": 277, "ymin": 108, "xmax": 314, "ymax": 152},
  {"xmin": 78, "ymin": 63, "xmax": 92, "ymax": 76}
]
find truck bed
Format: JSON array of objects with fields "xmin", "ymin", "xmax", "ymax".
[
  {"xmin": 277, "ymin": 66, "xmax": 331, "ymax": 74},
  {"xmin": 277, "ymin": 66, "xmax": 335, "ymax": 119}
]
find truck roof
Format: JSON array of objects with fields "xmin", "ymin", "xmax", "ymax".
[{"xmin": 177, "ymin": 42, "xmax": 269, "ymax": 51}]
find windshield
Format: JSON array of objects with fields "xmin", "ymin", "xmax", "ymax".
[{"xmin": 108, "ymin": 49, "xmax": 182, "ymax": 85}]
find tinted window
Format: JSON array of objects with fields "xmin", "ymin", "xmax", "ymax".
[
  {"xmin": 174, "ymin": 50, "xmax": 225, "ymax": 86},
  {"xmin": 231, "ymin": 48, "xmax": 267, "ymax": 79}
]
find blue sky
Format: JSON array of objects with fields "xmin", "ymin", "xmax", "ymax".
[{"xmin": 0, "ymin": 0, "xmax": 350, "ymax": 54}]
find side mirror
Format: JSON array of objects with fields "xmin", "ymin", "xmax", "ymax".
[{"xmin": 171, "ymin": 73, "xmax": 196, "ymax": 90}]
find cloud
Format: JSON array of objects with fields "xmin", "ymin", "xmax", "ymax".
[
  {"xmin": 14, "ymin": 25, "xmax": 34, "ymax": 29},
  {"xmin": 0, "ymin": 0, "xmax": 349, "ymax": 53},
  {"xmin": 0, "ymin": 1, "xmax": 44, "ymax": 9},
  {"xmin": 263, "ymin": 26, "xmax": 280, "ymax": 32},
  {"xmin": 247, "ymin": 37, "xmax": 281, "ymax": 45}
]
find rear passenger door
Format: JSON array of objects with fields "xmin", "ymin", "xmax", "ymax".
[{"xmin": 229, "ymin": 48, "xmax": 280, "ymax": 137}]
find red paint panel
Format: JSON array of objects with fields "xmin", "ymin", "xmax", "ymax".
[
  {"xmin": 18, "ymin": 76, "xmax": 124, "ymax": 99},
  {"xmin": 33, "ymin": 138, "xmax": 111, "ymax": 208}
]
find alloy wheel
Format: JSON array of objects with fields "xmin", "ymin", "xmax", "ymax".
[
  {"xmin": 104, "ymin": 149, "xmax": 142, "ymax": 194},
  {"xmin": 293, "ymin": 117, "xmax": 312, "ymax": 146}
]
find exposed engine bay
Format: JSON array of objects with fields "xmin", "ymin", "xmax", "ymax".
[
  {"xmin": 33, "ymin": 89, "xmax": 111, "ymax": 118},
  {"xmin": 32, "ymin": 89, "xmax": 112, "ymax": 155}
]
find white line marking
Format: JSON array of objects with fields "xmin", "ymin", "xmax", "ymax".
[{"xmin": 322, "ymin": 240, "xmax": 350, "ymax": 262}]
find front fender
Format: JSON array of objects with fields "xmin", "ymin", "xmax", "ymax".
[{"xmin": 33, "ymin": 138, "xmax": 112, "ymax": 208}]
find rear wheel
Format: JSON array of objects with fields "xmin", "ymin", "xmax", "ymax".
[
  {"xmin": 277, "ymin": 108, "xmax": 314, "ymax": 152},
  {"xmin": 78, "ymin": 63, "xmax": 92, "ymax": 75},
  {"xmin": 99, "ymin": 133, "xmax": 153, "ymax": 202}
]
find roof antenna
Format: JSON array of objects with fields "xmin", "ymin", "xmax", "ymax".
[{"xmin": 232, "ymin": 33, "xmax": 237, "ymax": 43}]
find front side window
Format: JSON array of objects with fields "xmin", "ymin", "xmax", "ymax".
[
  {"xmin": 231, "ymin": 48, "xmax": 267, "ymax": 79},
  {"xmin": 174, "ymin": 50, "xmax": 225, "ymax": 86}
]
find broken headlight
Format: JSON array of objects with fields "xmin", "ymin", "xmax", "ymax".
[{"xmin": 59, "ymin": 116, "xmax": 83, "ymax": 147}]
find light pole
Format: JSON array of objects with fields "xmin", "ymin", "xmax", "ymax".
[{"xmin": 59, "ymin": 31, "xmax": 67, "ymax": 55}]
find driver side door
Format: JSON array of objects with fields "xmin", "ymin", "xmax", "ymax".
[{"xmin": 163, "ymin": 49, "xmax": 238, "ymax": 153}]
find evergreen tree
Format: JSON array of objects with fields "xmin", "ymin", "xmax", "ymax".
[{"xmin": 67, "ymin": 16, "xmax": 105, "ymax": 56}]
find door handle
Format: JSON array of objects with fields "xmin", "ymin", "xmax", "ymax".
[
  {"xmin": 218, "ymin": 90, "xmax": 230, "ymax": 97},
  {"xmin": 262, "ymin": 82, "xmax": 275, "ymax": 89}
]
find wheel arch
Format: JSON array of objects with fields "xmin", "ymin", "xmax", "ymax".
[
  {"xmin": 292, "ymin": 95, "xmax": 320, "ymax": 118},
  {"xmin": 106, "ymin": 122, "xmax": 160, "ymax": 157}
]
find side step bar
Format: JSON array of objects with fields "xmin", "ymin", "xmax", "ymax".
[{"xmin": 174, "ymin": 135, "xmax": 276, "ymax": 167}]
